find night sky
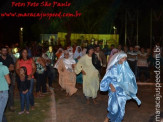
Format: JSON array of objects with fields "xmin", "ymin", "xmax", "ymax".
[{"xmin": 0, "ymin": 0, "xmax": 163, "ymax": 47}]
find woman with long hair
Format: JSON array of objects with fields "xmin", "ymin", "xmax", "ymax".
[
  {"xmin": 75, "ymin": 45, "xmax": 99, "ymax": 104},
  {"xmin": 16, "ymin": 48, "xmax": 36, "ymax": 110}
]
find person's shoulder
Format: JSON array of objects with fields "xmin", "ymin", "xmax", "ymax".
[
  {"xmin": 0, "ymin": 63, "xmax": 7, "ymax": 68},
  {"xmin": 92, "ymin": 53, "xmax": 96, "ymax": 57},
  {"xmin": 78, "ymin": 54, "xmax": 86, "ymax": 61},
  {"xmin": 6, "ymin": 54, "xmax": 13, "ymax": 60},
  {"xmin": 82, "ymin": 54, "xmax": 87, "ymax": 59},
  {"xmin": 1, "ymin": 64, "xmax": 9, "ymax": 72},
  {"xmin": 16, "ymin": 58, "xmax": 21, "ymax": 63},
  {"xmin": 29, "ymin": 58, "xmax": 34, "ymax": 62}
]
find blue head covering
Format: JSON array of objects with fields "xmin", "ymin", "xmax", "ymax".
[
  {"xmin": 100, "ymin": 52, "xmax": 141, "ymax": 121},
  {"xmin": 103, "ymin": 52, "xmax": 141, "ymax": 105}
]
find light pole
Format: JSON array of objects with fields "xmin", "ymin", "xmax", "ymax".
[
  {"xmin": 113, "ymin": 26, "xmax": 117, "ymax": 34},
  {"xmin": 113, "ymin": 26, "xmax": 118, "ymax": 46},
  {"xmin": 19, "ymin": 27, "xmax": 23, "ymax": 47}
]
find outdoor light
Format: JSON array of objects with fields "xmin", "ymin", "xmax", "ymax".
[
  {"xmin": 12, "ymin": 48, "xmax": 20, "ymax": 58},
  {"xmin": 20, "ymin": 27, "xmax": 23, "ymax": 31},
  {"xmin": 113, "ymin": 26, "xmax": 117, "ymax": 30},
  {"xmin": 113, "ymin": 26, "xmax": 117, "ymax": 34},
  {"xmin": 13, "ymin": 48, "xmax": 18, "ymax": 53}
]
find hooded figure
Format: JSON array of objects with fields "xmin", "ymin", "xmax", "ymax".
[
  {"xmin": 56, "ymin": 50, "xmax": 77, "ymax": 96},
  {"xmin": 100, "ymin": 52, "xmax": 141, "ymax": 122},
  {"xmin": 73, "ymin": 46, "xmax": 83, "ymax": 59},
  {"xmin": 55, "ymin": 48, "xmax": 64, "ymax": 59},
  {"xmin": 73, "ymin": 46, "xmax": 83, "ymax": 84}
]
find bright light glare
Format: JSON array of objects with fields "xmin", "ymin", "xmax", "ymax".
[
  {"xmin": 113, "ymin": 26, "xmax": 117, "ymax": 30},
  {"xmin": 20, "ymin": 27, "xmax": 23, "ymax": 31}
]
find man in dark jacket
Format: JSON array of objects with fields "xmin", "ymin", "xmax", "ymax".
[{"xmin": 94, "ymin": 45, "xmax": 107, "ymax": 77}]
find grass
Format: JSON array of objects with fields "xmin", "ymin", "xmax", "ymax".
[{"xmin": 5, "ymin": 93, "xmax": 51, "ymax": 122}]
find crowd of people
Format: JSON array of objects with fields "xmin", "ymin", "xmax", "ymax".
[{"xmin": 0, "ymin": 41, "xmax": 162, "ymax": 122}]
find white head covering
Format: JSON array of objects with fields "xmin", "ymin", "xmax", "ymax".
[
  {"xmin": 73, "ymin": 46, "xmax": 83, "ymax": 59},
  {"xmin": 106, "ymin": 52, "xmax": 127, "ymax": 71},
  {"xmin": 54, "ymin": 50, "xmax": 76, "ymax": 72},
  {"xmin": 67, "ymin": 46, "xmax": 73, "ymax": 53}
]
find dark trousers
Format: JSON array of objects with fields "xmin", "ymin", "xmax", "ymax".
[
  {"xmin": 20, "ymin": 92, "xmax": 30, "ymax": 111},
  {"xmin": 137, "ymin": 67, "xmax": 150, "ymax": 81},
  {"xmin": 2, "ymin": 114, "xmax": 7, "ymax": 122},
  {"xmin": 36, "ymin": 73, "xmax": 46, "ymax": 92},
  {"xmin": 128, "ymin": 60, "xmax": 137, "ymax": 76},
  {"xmin": 29, "ymin": 79, "xmax": 34, "ymax": 106},
  {"xmin": 100, "ymin": 67, "xmax": 106, "ymax": 78},
  {"xmin": 7, "ymin": 73, "xmax": 14, "ymax": 108},
  {"xmin": 0, "ymin": 91, "xmax": 8, "ymax": 122},
  {"xmin": 47, "ymin": 66, "xmax": 57, "ymax": 87}
]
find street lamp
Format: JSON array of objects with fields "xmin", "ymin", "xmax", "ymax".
[
  {"xmin": 113, "ymin": 26, "xmax": 118, "ymax": 46},
  {"xmin": 20, "ymin": 27, "xmax": 23, "ymax": 31},
  {"xmin": 113, "ymin": 26, "xmax": 117, "ymax": 34},
  {"xmin": 19, "ymin": 27, "xmax": 23, "ymax": 47}
]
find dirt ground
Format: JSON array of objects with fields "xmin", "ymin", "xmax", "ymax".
[{"xmin": 54, "ymin": 83, "xmax": 163, "ymax": 122}]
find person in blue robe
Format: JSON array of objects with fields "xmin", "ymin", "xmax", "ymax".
[{"xmin": 100, "ymin": 52, "xmax": 141, "ymax": 122}]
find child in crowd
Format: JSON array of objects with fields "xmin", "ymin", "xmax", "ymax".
[{"xmin": 18, "ymin": 66, "xmax": 30, "ymax": 114}]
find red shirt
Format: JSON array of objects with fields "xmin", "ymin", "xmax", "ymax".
[{"xmin": 18, "ymin": 58, "xmax": 34, "ymax": 78}]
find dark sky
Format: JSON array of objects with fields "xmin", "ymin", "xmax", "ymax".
[{"xmin": 0, "ymin": 0, "xmax": 163, "ymax": 46}]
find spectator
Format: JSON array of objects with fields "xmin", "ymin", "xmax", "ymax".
[
  {"xmin": 73, "ymin": 46, "xmax": 83, "ymax": 60},
  {"xmin": 107, "ymin": 48, "xmax": 118, "ymax": 64},
  {"xmin": 118, "ymin": 44, "xmax": 122, "ymax": 52},
  {"xmin": 134, "ymin": 45, "xmax": 141, "ymax": 54},
  {"xmin": 17, "ymin": 67, "xmax": 30, "ymax": 115},
  {"xmin": 147, "ymin": 48, "xmax": 155, "ymax": 68},
  {"xmin": 123, "ymin": 46, "xmax": 128, "ymax": 53},
  {"xmin": 73, "ymin": 46, "xmax": 83, "ymax": 84},
  {"xmin": 127, "ymin": 46, "xmax": 137, "ymax": 76},
  {"xmin": 94, "ymin": 45, "xmax": 107, "ymax": 77},
  {"xmin": 46, "ymin": 46, "xmax": 57, "ymax": 89},
  {"xmin": 102, "ymin": 45, "xmax": 109, "ymax": 56},
  {"xmin": 0, "ymin": 47, "xmax": 15, "ymax": 111},
  {"xmin": 34, "ymin": 48, "xmax": 47, "ymax": 97},
  {"xmin": 110, "ymin": 44, "xmax": 115, "ymax": 51},
  {"xmin": 16, "ymin": 48, "xmax": 36, "ymax": 110},
  {"xmin": 0, "ymin": 62, "xmax": 11, "ymax": 121},
  {"xmin": 137, "ymin": 48, "xmax": 150, "ymax": 82},
  {"xmin": 55, "ymin": 48, "xmax": 64, "ymax": 59}
]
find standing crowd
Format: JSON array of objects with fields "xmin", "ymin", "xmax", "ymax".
[{"xmin": 0, "ymin": 42, "xmax": 162, "ymax": 122}]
